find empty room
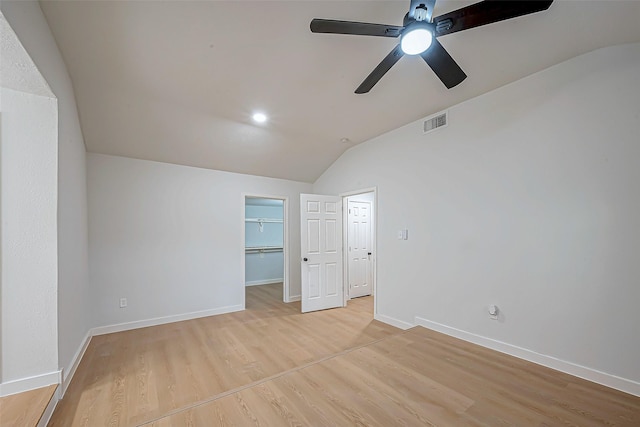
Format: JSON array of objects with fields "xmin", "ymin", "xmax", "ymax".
[{"xmin": 1, "ymin": 1, "xmax": 639, "ymax": 426}]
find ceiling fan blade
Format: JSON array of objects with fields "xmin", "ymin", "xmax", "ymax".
[
  {"xmin": 310, "ymin": 19, "xmax": 403, "ymax": 38},
  {"xmin": 433, "ymin": 0, "xmax": 553, "ymax": 36},
  {"xmin": 355, "ymin": 45, "xmax": 404, "ymax": 94},
  {"xmin": 420, "ymin": 39, "xmax": 467, "ymax": 89}
]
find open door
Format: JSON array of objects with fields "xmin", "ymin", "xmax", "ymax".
[{"xmin": 300, "ymin": 194, "xmax": 343, "ymax": 313}]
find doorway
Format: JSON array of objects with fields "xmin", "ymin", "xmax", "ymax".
[
  {"xmin": 343, "ymin": 190, "xmax": 376, "ymax": 312},
  {"xmin": 299, "ymin": 189, "xmax": 377, "ymax": 315},
  {"xmin": 243, "ymin": 195, "xmax": 289, "ymax": 305}
]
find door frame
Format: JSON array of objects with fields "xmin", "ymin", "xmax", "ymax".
[
  {"xmin": 340, "ymin": 187, "xmax": 377, "ymax": 316},
  {"xmin": 241, "ymin": 193, "xmax": 290, "ymax": 309}
]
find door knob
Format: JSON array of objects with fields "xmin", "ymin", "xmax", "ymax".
[
  {"xmin": 368, "ymin": 252, "xmax": 372, "ymax": 255},
  {"xmin": 303, "ymin": 257, "xmax": 308, "ymax": 262}
]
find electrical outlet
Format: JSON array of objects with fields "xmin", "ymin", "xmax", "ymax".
[
  {"xmin": 488, "ymin": 304, "xmax": 498, "ymax": 319},
  {"xmin": 120, "ymin": 298, "xmax": 127, "ymax": 308}
]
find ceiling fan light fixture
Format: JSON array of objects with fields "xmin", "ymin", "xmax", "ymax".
[
  {"xmin": 310, "ymin": 0, "xmax": 553, "ymax": 92},
  {"xmin": 400, "ymin": 25, "xmax": 433, "ymax": 55}
]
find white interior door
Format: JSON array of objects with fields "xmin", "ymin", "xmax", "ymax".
[
  {"xmin": 348, "ymin": 200, "xmax": 372, "ymax": 298},
  {"xmin": 300, "ymin": 194, "xmax": 343, "ymax": 313}
]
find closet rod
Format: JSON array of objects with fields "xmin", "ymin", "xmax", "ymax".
[{"xmin": 245, "ymin": 246, "xmax": 283, "ymax": 254}]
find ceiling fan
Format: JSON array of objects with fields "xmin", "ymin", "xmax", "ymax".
[{"xmin": 310, "ymin": 0, "xmax": 553, "ymax": 94}]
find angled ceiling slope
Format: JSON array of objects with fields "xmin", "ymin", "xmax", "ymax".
[{"xmin": 40, "ymin": 0, "xmax": 640, "ymax": 183}]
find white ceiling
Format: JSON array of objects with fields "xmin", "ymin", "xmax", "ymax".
[
  {"xmin": 1, "ymin": 11, "xmax": 53, "ymax": 97},
  {"xmin": 40, "ymin": 0, "xmax": 640, "ymax": 183}
]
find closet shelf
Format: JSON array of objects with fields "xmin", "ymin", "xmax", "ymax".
[{"xmin": 245, "ymin": 218, "xmax": 283, "ymax": 223}]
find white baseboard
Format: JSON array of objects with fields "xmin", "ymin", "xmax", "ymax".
[
  {"xmin": 0, "ymin": 370, "xmax": 62, "ymax": 397},
  {"xmin": 245, "ymin": 278, "xmax": 284, "ymax": 286},
  {"xmin": 414, "ymin": 316, "xmax": 640, "ymax": 397},
  {"xmin": 91, "ymin": 304, "xmax": 244, "ymax": 336},
  {"xmin": 287, "ymin": 294, "xmax": 301, "ymax": 302},
  {"xmin": 47, "ymin": 304, "xmax": 246, "ymax": 401},
  {"xmin": 62, "ymin": 330, "xmax": 92, "ymax": 397},
  {"xmin": 37, "ymin": 386, "xmax": 59, "ymax": 427},
  {"xmin": 374, "ymin": 313, "xmax": 414, "ymax": 330}
]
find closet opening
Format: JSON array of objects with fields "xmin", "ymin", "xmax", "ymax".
[{"xmin": 243, "ymin": 195, "xmax": 288, "ymax": 305}]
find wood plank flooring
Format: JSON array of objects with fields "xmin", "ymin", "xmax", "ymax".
[
  {"xmin": 49, "ymin": 284, "xmax": 398, "ymax": 426},
  {"xmin": 0, "ymin": 384, "xmax": 57, "ymax": 426},
  {"xmin": 50, "ymin": 283, "xmax": 640, "ymax": 426},
  {"xmin": 147, "ymin": 326, "xmax": 639, "ymax": 427}
]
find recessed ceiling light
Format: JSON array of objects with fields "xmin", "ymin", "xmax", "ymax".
[{"xmin": 252, "ymin": 112, "xmax": 268, "ymax": 123}]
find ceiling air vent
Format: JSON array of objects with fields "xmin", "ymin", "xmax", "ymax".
[{"xmin": 423, "ymin": 111, "xmax": 448, "ymax": 134}]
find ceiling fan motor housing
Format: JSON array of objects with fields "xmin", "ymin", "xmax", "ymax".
[{"xmin": 414, "ymin": 5, "xmax": 429, "ymax": 21}]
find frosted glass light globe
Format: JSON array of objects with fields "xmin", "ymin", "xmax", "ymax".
[{"xmin": 400, "ymin": 28, "xmax": 433, "ymax": 55}]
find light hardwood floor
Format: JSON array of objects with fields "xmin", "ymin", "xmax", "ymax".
[
  {"xmin": 148, "ymin": 327, "xmax": 640, "ymax": 426},
  {"xmin": 50, "ymin": 284, "xmax": 640, "ymax": 426},
  {"xmin": 0, "ymin": 384, "xmax": 57, "ymax": 426},
  {"xmin": 49, "ymin": 284, "xmax": 397, "ymax": 426}
]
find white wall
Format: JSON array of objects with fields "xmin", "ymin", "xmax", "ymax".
[
  {"xmin": 0, "ymin": 87, "xmax": 58, "ymax": 388},
  {"xmin": 88, "ymin": 154, "xmax": 311, "ymax": 328},
  {"xmin": 315, "ymin": 43, "xmax": 640, "ymax": 390},
  {"xmin": 1, "ymin": 0, "xmax": 91, "ymax": 388}
]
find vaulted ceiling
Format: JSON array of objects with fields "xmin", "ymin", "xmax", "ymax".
[{"xmin": 40, "ymin": 0, "xmax": 640, "ymax": 182}]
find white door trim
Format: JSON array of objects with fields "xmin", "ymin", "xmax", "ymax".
[
  {"xmin": 241, "ymin": 193, "xmax": 290, "ymax": 308},
  {"xmin": 340, "ymin": 188, "xmax": 377, "ymax": 317}
]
